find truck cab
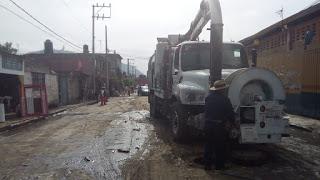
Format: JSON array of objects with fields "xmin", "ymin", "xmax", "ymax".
[{"xmin": 172, "ymin": 41, "xmax": 248, "ymax": 106}]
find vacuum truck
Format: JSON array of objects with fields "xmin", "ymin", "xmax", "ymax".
[{"xmin": 147, "ymin": 0, "xmax": 289, "ymax": 144}]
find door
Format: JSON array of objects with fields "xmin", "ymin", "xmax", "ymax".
[
  {"xmin": 58, "ymin": 75, "xmax": 69, "ymax": 105},
  {"xmin": 172, "ymin": 47, "xmax": 181, "ymax": 95},
  {"xmin": 24, "ymin": 85, "xmax": 48, "ymax": 116}
]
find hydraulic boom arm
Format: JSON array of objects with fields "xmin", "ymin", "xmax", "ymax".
[{"xmin": 181, "ymin": 0, "xmax": 223, "ymax": 85}]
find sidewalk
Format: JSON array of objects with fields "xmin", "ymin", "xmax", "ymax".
[
  {"xmin": 0, "ymin": 101, "xmax": 97, "ymax": 133},
  {"xmin": 289, "ymin": 114, "xmax": 320, "ymax": 134}
]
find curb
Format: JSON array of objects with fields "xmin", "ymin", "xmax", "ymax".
[
  {"xmin": 0, "ymin": 101, "xmax": 97, "ymax": 133},
  {"xmin": 0, "ymin": 116, "xmax": 45, "ymax": 132}
]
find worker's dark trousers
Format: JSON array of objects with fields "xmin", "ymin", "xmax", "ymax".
[{"xmin": 204, "ymin": 122, "xmax": 227, "ymax": 169}]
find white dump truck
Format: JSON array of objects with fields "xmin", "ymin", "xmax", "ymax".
[{"xmin": 147, "ymin": 0, "xmax": 289, "ymax": 144}]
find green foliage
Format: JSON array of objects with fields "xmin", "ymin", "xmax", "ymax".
[
  {"xmin": 0, "ymin": 42, "xmax": 18, "ymax": 54},
  {"xmin": 123, "ymin": 78, "xmax": 134, "ymax": 87}
]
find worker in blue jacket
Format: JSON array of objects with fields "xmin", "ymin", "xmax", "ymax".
[{"xmin": 203, "ymin": 80, "xmax": 235, "ymax": 170}]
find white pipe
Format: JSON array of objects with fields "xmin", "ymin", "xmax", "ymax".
[
  {"xmin": 207, "ymin": 0, "xmax": 223, "ymax": 26},
  {"xmin": 182, "ymin": 0, "xmax": 223, "ymax": 42}
]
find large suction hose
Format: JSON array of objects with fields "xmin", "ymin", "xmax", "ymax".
[{"xmin": 181, "ymin": 0, "xmax": 224, "ymax": 86}]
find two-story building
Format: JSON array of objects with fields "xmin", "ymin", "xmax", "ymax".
[
  {"xmin": 26, "ymin": 40, "xmax": 123, "ymax": 106},
  {"xmin": 0, "ymin": 50, "xmax": 25, "ymax": 118}
]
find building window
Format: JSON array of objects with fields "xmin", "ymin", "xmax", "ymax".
[
  {"xmin": 266, "ymin": 41, "xmax": 270, "ymax": 49},
  {"xmin": 32, "ymin": 72, "xmax": 45, "ymax": 85},
  {"xmin": 271, "ymin": 37, "xmax": 274, "ymax": 48},
  {"xmin": 302, "ymin": 27, "xmax": 306, "ymax": 40},
  {"xmin": 276, "ymin": 35, "xmax": 280, "ymax": 47},
  {"xmin": 2, "ymin": 56, "xmax": 23, "ymax": 71},
  {"xmin": 296, "ymin": 29, "xmax": 300, "ymax": 41},
  {"xmin": 281, "ymin": 32, "xmax": 287, "ymax": 45},
  {"xmin": 312, "ymin": 23, "xmax": 316, "ymax": 36},
  {"xmin": 291, "ymin": 30, "xmax": 295, "ymax": 43}
]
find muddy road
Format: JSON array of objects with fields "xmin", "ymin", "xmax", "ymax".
[
  {"xmin": 0, "ymin": 96, "xmax": 319, "ymax": 180},
  {"xmin": 0, "ymin": 96, "xmax": 151, "ymax": 179}
]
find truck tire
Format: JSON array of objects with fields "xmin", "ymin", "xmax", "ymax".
[
  {"xmin": 150, "ymin": 95, "xmax": 161, "ymax": 119},
  {"xmin": 171, "ymin": 102, "xmax": 189, "ymax": 142}
]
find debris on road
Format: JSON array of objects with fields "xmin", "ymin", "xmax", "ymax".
[
  {"xmin": 133, "ymin": 128, "xmax": 141, "ymax": 132},
  {"xmin": 117, "ymin": 148, "xmax": 130, "ymax": 153},
  {"xmin": 84, "ymin": 156, "xmax": 91, "ymax": 162}
]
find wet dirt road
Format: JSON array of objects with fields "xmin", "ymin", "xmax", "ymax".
[
  {"xmin": 0, "ymin": 96, "xmax": 319, "ymax": 180},
  {"xmin": 123, "ymin": 98, "xmax": 320, "ymax": 180},
  {"xmin": 0, "ymin": 96, "xmax": 151, "ymax": 179}
]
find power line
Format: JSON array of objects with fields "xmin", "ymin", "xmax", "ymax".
[
  {"xmin": 59, "ymin": 0, "xmax": 90, "ymax": 33},
  {"xmin": 0, "ymin": 3, "xmax": 75, "ymax": 49},
  {"xmin": 8, "ymin": 0, "xmax": 82, "ymax": 50},
  {"xmin": 119, "ymin": 53, "xmax": 150, "ymax": 60}
]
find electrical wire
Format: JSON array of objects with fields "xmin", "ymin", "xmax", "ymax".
[
  {"xmin": 59, "ymin": 0, "xmax": 90, "ymax": 33},
  {"xmin": 8, "ymin": 0, "xmax": 82, "ymax": 50},
  {"xmin": 0, "ymin": 3, "xmax": 77, "ymax": 50}
]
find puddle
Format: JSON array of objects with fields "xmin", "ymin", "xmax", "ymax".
[{"xmin": 46, "ymin": 110, "xmax": 152, "ymax": 179}]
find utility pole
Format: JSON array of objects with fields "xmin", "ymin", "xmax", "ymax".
[
  {"xmin": 127, "ymin": 58, "xmax": 134, "ymax": 77},
  {"xmin": 105, "ymin": 25, "xmax": 109, "ymax": 95},
  {"xmin": 92, "ymin": 3, "xmax": 111, "ymax": 95},
  {"xmin": 131, "ymin": 63, "xmax": 133, "ymax": 77},
  {"xmin": 127, "ymin": 58, "xmax": 130, "ymax": 77},
  {"xmin": 131, "ymin": 62, "xmax": 135, "ymax": 78}
]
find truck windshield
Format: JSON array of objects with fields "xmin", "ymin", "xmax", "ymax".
[{"xmin": 181, "ymin": 43, "xmax": 247, "ymax": 71}]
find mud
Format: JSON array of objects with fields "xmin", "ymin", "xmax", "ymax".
[
  {"xmin": 0, "ymin": 97, "xmax": 152, "ymax": 180},
  {"xmin": 123, "ymin": 100, "xmax": 320, "ymax": 180},
  {"xmin": 0, "ymin": 96, "xmax": 319, "ymax": 180}
]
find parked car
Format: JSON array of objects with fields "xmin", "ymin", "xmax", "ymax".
[{"xmin": 138, "ymin": 86, "xmax": 149, "ymax": 96}]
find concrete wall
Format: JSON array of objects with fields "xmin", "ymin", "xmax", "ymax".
[
  {"xmin": 24, "ymin": 72, "xmax": 32, "ymax": 84},
  {"xmin": 24, "ymin": 66, "xmax": 59, "ymax": 107},
  {"xmin": 68, "ymin": 75, "xmax": 80, "ymax": 104},
  {"xmin": 46, "ymin": 74, "xmax": 59, "ymax": 106}
]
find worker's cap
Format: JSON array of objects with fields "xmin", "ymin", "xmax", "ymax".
[{"xmin": 210, "ymin": 80, "xmax": 228, "ymax": 91}]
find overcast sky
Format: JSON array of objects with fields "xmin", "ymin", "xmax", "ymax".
[{"xmin": 0, "ymin": 0, "xmax": 317, "ymax": 74}]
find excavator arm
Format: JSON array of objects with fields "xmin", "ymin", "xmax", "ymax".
[{"xmin": 181, "ymin": 0, "xmax": 224, "ymax": 85}]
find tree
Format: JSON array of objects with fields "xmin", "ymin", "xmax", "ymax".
[
  {"xmin": 123, "ymin": 78, "xmax": 134, "ymax": 87},
  {"xmin": 0, "ymin": 42, "xmax": 18, "ymax": 54}
]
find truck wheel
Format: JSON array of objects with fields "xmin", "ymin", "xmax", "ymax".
[{"xmin": 171, "ymin": 102, "xmax": 189, "ymax": 142}]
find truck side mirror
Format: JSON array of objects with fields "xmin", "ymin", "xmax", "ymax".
[
  {"xmin": 173, "ymin": 69, "xmax": 179, "ymax": 75},
  {"xmin": 251, "ymin": 49, "xmax": 257, "ymax": 67}
]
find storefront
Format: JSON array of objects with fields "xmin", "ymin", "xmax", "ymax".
[{"xmin": 0, "ymin": 51, "xmax": 25, "ymax": 119}]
